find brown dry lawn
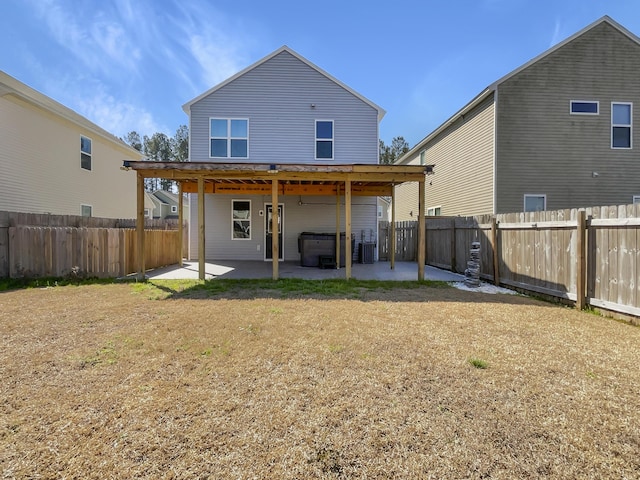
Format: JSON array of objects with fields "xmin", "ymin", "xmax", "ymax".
[{"xmin": 1, "ymin": 280, "xmax": 639, "ymax": 479}]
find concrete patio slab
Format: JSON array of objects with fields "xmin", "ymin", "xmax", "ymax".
[{"xmin": 145, "ymin": 260, "xmax": 465, "ymax": 282}]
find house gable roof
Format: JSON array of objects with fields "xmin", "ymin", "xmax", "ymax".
[
  {"xmin": 182, "ymin": 46, "xmax": 386, "ymax": 122},
  {"xmin": 0, "ymin": 70, "xmax": 142, "ymax": 158},
  {"xmin": 396, "ymin": 15, "xmax": 638, "ymax": 165}
]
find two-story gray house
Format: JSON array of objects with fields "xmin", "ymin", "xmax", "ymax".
[
  {"xmin": 395, "ymin": 16, "xmax": 640, "ymax": 219},
  {"xmin": 123, "ymin": 46, "xmax": 429, "ymax": 280}
]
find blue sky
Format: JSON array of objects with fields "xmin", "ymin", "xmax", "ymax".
[{"xmin": 2, "ymin": 0, "xmax": 639, "ymax": 147}]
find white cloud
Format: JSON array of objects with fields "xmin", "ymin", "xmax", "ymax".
[
  {"xmin": 550, "ymin": 19, "xmax": 565, "ymax": 47},
  {"xmin": 78, "ymin": 90, "xmax": 165, "ymax": 138},
  {"xmin": 26, "ymin": 0, "xmax": 140, "ymax": 75}
]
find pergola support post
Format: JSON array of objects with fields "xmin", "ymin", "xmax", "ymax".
[
  {"xmin": 335, "ymin": 185, "xmax": 341, "ymax": 269},
  {"xmin": 390, "ymin": 187, "xmax": 396, "ymax": 270},
  {"xmin": 198, "ymin": 176, "xmax": 205, "ymax": 280},
  {"xmin": 271, "ymin": 179, "xmax": 279, "ymax": 280},
  {"xmin": 136, "ymin": 173, "xmax": 145, "ymax": 280},
  {"xmin": 417, "ymin": 179, "xmax": 426, "ymax": 281},
  {"xmin": 345, "ymin": 179, "xmax": 352, "ymax": 279},
  {"xmin": 178, "ymin": 182, "xmax": 184, "ymax": 267}
]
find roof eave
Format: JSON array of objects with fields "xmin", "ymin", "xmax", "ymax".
[{"xmin": 181, "ymin": 46, "xmax": 386, "ymax": 121}]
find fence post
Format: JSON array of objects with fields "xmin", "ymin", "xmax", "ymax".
[
  {"xmin": 450, "ymin": 218, "xmax": 456, "ymax": 272},
  {"xmin": 576, "ymin": 210, "xmax": 586, "ymax": 310},
  {"xmin": 491, "ymin": 217, "xmax": 500, "ymax": 286}
]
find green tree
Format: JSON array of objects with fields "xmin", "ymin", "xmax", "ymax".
[
  {"xmin": 123, "ymin": 131, "xmax": 142, "ymax": 152},
  {"xmin": 379, "ymin": 136, "xmax": 409, "ymax": 164},
  {"xmin": 172, "ymin": 125, "xmax": 189, "ymax": 163},
  {"xmin": 124, "ymin": 126, "xmax": 190, "ymax": 192}
]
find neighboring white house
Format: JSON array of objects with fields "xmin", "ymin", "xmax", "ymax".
[
  {"xmin": 181, "ymin": 46, "xmax": 386, "ymax": 263},
  {"xmin": 0, "ymin": 70, "xmax": 142, "ymax": 218}
]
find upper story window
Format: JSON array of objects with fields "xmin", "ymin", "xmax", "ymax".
[
  {"xmin": 420, "ymin": 150, "xmax": 426, "ymax": 165},
  {"xmin": 210, "ymin": 118, "xmax": 248, "ymax": 158},
  {"xmin": 427, "ymin": 206, "xmax": 441, "ymax": 216},
  {"xmin": 524, "ymin": 194, "xmax": 546, "ymax": 212},
  {"xmin": 570, "ymin": 101, "xmax": 599, "ymax": 115},
  {"xmin": 171, "ymin": 205, "xmax": 178, "ymax": 213},
  {"xmin": 315, "ymin": 120, "xmax": 333, "ymax": 159},
  {"xmin": 80, "ymin": 136, "xmax": 92, "ymax": 170},
  {"xmin": 612, "ymin": 102, "xmax": 632, "ymax": 149}
]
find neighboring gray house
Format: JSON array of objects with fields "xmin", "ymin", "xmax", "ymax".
[
  {"xmin": 395, "ymin": 16, "xmax": 640, "ymax": 219},
  {"xmin": 182, "ymin": 46, "xmax": 385, "ymax": 262},
  {"xmin": 146, "ymin": 190, "xmax": 189, "ymax": 220}
]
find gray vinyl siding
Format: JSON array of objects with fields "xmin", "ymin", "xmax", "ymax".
[
  {"xmin": 188, "ymin": 193, "xmax": 377, "ymax": 262},
  {"xmin": 189, "ymin": 51, "xmax": 379, "ymax": 164},
  {"xmin": 496, "ymin": 22, "xmax": 640, "ymax": 213}
]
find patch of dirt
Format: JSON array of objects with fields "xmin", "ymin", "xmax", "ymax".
[{"xmin": 1, "ymin": 283, "xmax": 638, "ymax": 478}]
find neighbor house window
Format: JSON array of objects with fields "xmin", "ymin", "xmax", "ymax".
[
  {"xmin": 315, "ymin": 120, "xmax": 333, "ymax": 159},
  {"xmin": 633, "ymin": 195, "xmax": 640, "ymax": 204},
  {"xmin": 81, "ymin": 136, "xmax": 92, "ymax": 170},
  {"xmin": 232, "ymin": 200, "xmax": 251, "ymax": 240},
  {"xmin": 210, "ymin": 118, "xmax": 248, "ymax": 158},
  {"xmin": 524, "ymin": 194, "xmax": 546, "ymax": 212},
  {"xmin": 612, "ymin": 102, "xmax": 632, "ymax": 149},
  {"xmin": 570, "ymin": 100, "xmax": 599, "ymax": 115},
  {"xmin": 81, "ymin": 204, "xmax": 92, "ymax": 217},
  {"xmin": 427, "ymin": 206, "xmax": 441, "ymax": 216},
  {"xmin": 171, "ymin": 205, "xmax": 178, "ymax": 213},
  {"xmin": 420, "ymin": 150, "xmax": 426, "ymax": 165},
  {"xmin": 144, "ymin": 208, "xmax": 152, "ymax": 218}
]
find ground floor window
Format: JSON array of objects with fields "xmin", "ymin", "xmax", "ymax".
[
  {"xmin": 524, "ymin": 194, "xmax": 546, "ymax": 212},
  {"xmin": 427, "ymin": 206, "xmax": 441, "ymax": 216},
  {"xmin": 633, "ymin": 195, "xmax": 640, "ymax": 204},
  {"xmin": 232, "ymin": 200, "xmax": 251, "ymax": 239},
  {"xmin": 81, "ymin": 204, "xmax": 92, "ymax": 217}
]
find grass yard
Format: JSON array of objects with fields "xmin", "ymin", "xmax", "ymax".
[{"xmin": 1, "ymin": 279, "xmax": 639, "ymax": 479}]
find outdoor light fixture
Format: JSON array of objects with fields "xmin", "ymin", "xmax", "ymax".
[{"xmin": 268, "ymin": 164, "xmax": 278, "ymax": 173}]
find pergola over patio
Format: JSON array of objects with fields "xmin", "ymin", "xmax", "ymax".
[{"xmin": 121, "ymin": 161, "xmax": 432, "ymax": 281}]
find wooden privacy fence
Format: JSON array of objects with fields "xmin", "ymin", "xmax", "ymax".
[
  {"xmin": 7, "ymin": 227, "xmax": 180, "ymax": 279},
  {"xmin": 378, "ymin": 221, "xmax": 418, "ymax": 261},
  {"xmin": 0, "ymin": 210, "xmax": 186, "ymax": 278},
  {"xmin": 379, "ymin": 204, "xmax": 640, "ymax": 318}
]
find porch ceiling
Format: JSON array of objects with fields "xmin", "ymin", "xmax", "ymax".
[{"xmin": 121, "ymin": 161, "xmax": 433, "ymax": 196}]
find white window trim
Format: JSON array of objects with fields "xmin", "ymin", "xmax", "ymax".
[
  {"xmin": 524, "ymin": 194, "xmax": 546, "ymax": 212},
  {"xmin": 231, "ymin": 199, "xmax": 252, "ymax": 241},
  {"xmin": 315, "ymin": 119, "xmax": 334, "ymax": 160},
  {"xmin": 80, "ymin": 135, "xmax": 92, "ymax": 171},
  {"xmin": 570, "ymin": 100, "xmax": 599, "ymax": 115},
  {"xmin": 210, "ymin": 118, "xmax": 249, "ymax": 159},
  {"xmin": 633, "ymin": 195, "xmax": 640, "ymax": 204},
  {"xmin": 611, "ymin": 102, "xmax": 632, "ymax": 149},
  {"xmin": 144, "ymin": 208, "xmax": 152, "ymax": 218},
  {"xmin": 427, "ymin": 206, "xmax": 442, "ymax": 216},
  {"xmin": 171, "ymin": 205, "xmax": 178, "ymax": 213},
  {"xmin": 81, "ymin": 204, "xmax": 93, "ymax": 217}
]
